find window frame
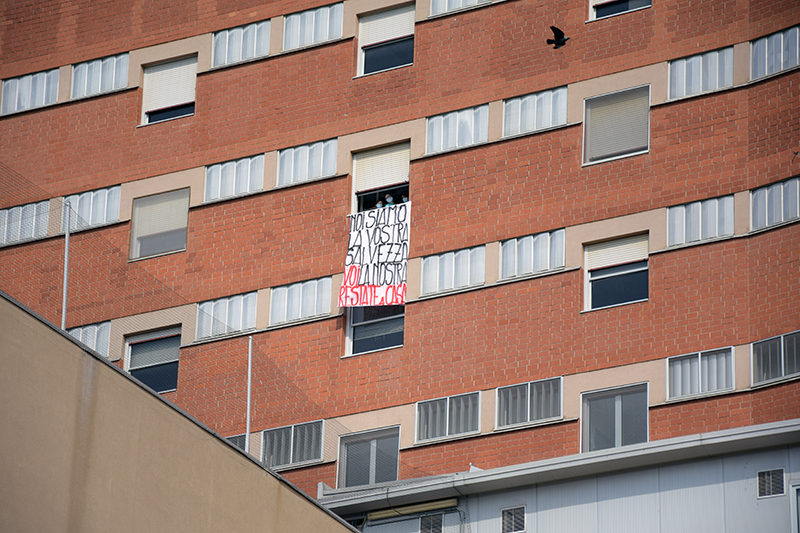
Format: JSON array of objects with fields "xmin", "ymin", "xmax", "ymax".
[
  {"xmin": 71, "ymin": 53, "xmax": 129, "ymax": 100},
  {"xmin": 204, "ymin": 154, "xmax": 265, "ymax": 202},
  {"xmin": 337, "ymin": 426, "xmax": 401, "ymax": 488},
  {"xmin": 415, "ymin": 391, "xmax": 481, "ymax": 443},
  {"xmin": 1, "ymin": 68, "xmax": 59, "ymax": 115},
  {"xmin": 666, "ymin": 347, "xmax": 735, "ymax": 400},
  {"xmin": 581, "ymin": 382, "xmax": 649, "ymax": 453},
  {"xmin": 262, "ymin": 420, "xmax": 325, "ymax": 469},
  {"xmin": 129, "ymin": 188, "xmax": 191, "ymax": 260},
  {"xmin": 67, "ymin": 321, "xmax": 112, "ymax": 358},
  {"xmin": 357, "ymin": 4, "xmax": 416, "ymax": 77},
  {"xmin": 750, "ymin": 25, "xmax": 800, "ymax": 81},
  {"xmin": 421, "ymin": 245, "xmax": 485, "ymax": 296},
  {"xmin": 582, "ymin": 85, "xmax": 650, "ymax": 165},
  {"xmin": 589, "ymin": 0, "xmax": 651, "ymax": 21},
  {"xmin": 212, "ymin": 20, "xmax": 271, "ymax": 68},
  {"xmin": 668, "ymin": 47, "xmax": 734, "ymax": 100},
  {"xmin": 584, "ymin": 234, "xmax": 649, "ymax": 311},
  {"xmin": 667, "ymin": 195, "xmax": 735, "ymax": 247},
  {"xmin": 420, "ymin": 513, "xmax": 444, "ymax": 533},
  {"xmin": 124, "ymin": 327, "xmax": 182, "ymax": 394},
  {"xmin": 751, "ymin": 330, "xmax": 800, "ymax": 386},
  {"xmin": 282, "ymin": 3, "xmax": 343, "ymax": 52},
  {"xmin": 503, "ymin": 86, "xmax": 568, "ymax": 138},
  {"xmin": 500, "ymin": 229, "xmax": 566, "ymax": 281},
  {"xmin": 750, "ymin": 176, "xmax": 800, "ymax": 231},
  {"xmin": 347, "ymin": 305, "xmax": 405, "ymax": 357},
  {"xmin": 277, "ymin": 138, "xmax": 338, "ymax": 187},
  {"xmin": 426, "ymin": 104, "xmax": 489, "ymax": 155},
  {"xmin": 62, "ymin": 185, "xmax": 122, "ymax": 233},
  {"xmin": 0, "ymin": 200, "xmax": 50, "ymax": 247},
  {"xmin": 757, "ymin": 468, "xmax": 785, "ymax": 498},
  {"xmin": 269, "ymin": 277, "xmax": 332, "ymax": 326},
  {"xmin": 141, "ymin": 55, "xmax": 198, "ymax": 125},
  {"xmin": 500, "ymin": 505, "xmax": 526, "ymax": 533},
  {"xmin": 196, "ymin": 292, "xmax": 258, "ymax": 340},
  {"xmin": 496, "ymin": 377, "xmax": 563, "ymax": 430}
]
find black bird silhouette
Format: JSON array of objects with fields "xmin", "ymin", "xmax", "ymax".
[
  {"xmin": 547, "ymin": 26, "xmax": 570, "ymax": 49},
  {"xmin": 793, "ymin": 150, "xmax": 799, "ymax": 163}
]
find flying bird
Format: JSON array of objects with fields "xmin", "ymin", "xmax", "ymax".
[
  {"xmin": 793, "ymin": 150, "xmax": 799, "ymax": 163},
  {"xmin": 547, "ymin": 26, "xmax": 570, "ymax": 49}
]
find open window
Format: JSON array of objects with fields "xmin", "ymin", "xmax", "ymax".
[
  {"xmin": 358, "ymin": 4, "xmax": 415, "ymax": 76},
  {"xmin": 126, "ymin": 327, "xmax": 181, "ymax": 394},
  {"xmin": 584, "ymin": 233, "xmax": 649, "ymax": 310},
  {"xmin": 590, "ymin": 0, "xmax": 651, "ymax": 20},
  {"xmin": 353, "ymin": 142, "xmax": 410, "ymax": 212}
]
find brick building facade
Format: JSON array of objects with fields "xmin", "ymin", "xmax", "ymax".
[{"xmin": 1, "ymin": 0, "xmax": 799, "ymax": 527}]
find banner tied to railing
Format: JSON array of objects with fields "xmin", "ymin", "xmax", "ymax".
[{"xmin": 338, "ymin": 202, "xmax": 410, "ymax": 307}]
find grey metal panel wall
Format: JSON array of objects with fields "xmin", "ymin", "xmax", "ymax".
[
  {"xmin": 364, "ymin": 516, "xmax": 418, "ymax": 533},
  {"xmin": 443, "ymin": 511, "xmax": 461, "ymax": 533},
  {"xmin": 536, "ymin": 477, "xmax": 598, "ymax": 533},
  {"xmin": 474, "ymin": 487, "xmax": 535, "ymax": 533},
  {"xmin": 723, "ymin": 449, "xmax": 791, "ymax": 533},
  {"xmin": 596, "ymin": 469, "xmax": 659, "ymax": 533},
  {"xmin": 659, "ymin": 458, "xmax": 725, "ymax": 533}
]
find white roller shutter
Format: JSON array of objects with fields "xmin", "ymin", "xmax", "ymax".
[
  {"xmin": 584, "ymin": 85, "xmax": 650, "ymax": 163},
  {"xmin": 586, "ymin": 233, "xmax": 649, "ymax": 270},
  {"xmin": 359, "ymin": 4, "xmax": 415, "ymax": 47},
  {"xmin": 133, "ymin": 189, "xmax": 190, "ymax": 241},
  {"xmin": 142, "ymin": 56, "xmax": 197, "ymax": 115},
  {"xmin": 354, "ymin": 142, "xmax": 410, "ymax": 192}
]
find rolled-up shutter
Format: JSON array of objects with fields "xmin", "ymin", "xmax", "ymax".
[
  {"xmin": 353, "ymin": 142, "xmax": 410, "ymax": 192},
  {"xmin": 586, "ymin": 233, "xmax": 649, "ymax": 270}
]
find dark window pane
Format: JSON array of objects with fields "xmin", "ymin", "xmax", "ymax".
[
  {"xmin": 620, "ymin": 386, "xmax": 647, "ymax": 446},
  {"xmin": 344, "ymin": 440, "xmax": 371, "ymax": 487},
  {"xmin": 591, "ymin": 266, "xmax": 648, "ymax": 309},
  {"xmin": 263, "ymin": 427, "xmax": 292, "ymax": 467},
  {"xmin": 374, "ymin": 433, "xmax": 399, "ymax": 483},
  {"xmin": 363, "ymin": 36, "xmax": 413, "ymax": 75},
  {"xmin": 227, "ymin": 435, "xmax": 247, "ymax": 451},
  {"xmin": 784, "ymin": 332, "xmax": 800, "ymax": 376},
  {"xmin": 147, "ymin": 102, "xmax": 195, "ymax": 123},
  {"xmin": 754, "ymin": 337, "xmax": 782, "ymax": 382},
  {"xmin": 596, "ymin": 0, "xmax": 650, "ymax": 18},
  {"xmin": 353, "ymin": 316, "xmax": 404, "ymax": 354},
  {"xmin": 585, "ymin": 393, "xmax": 616, "ymax": 452},
  {"xmin": 138, "ymin": 227, "xmax": 187, "ymax": 257},
  {"xmin": 357, "ymin": 183, "xmax": 409, "ymax": 212},
  {"xmin": 130, "ymin": 360, "xmax": 179, "ymax": 393}
]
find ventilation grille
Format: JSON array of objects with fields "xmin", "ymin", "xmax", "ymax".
[
  {"xmin": 757, "ymin": 469, "xmax": 784, "ymax": 497},
  {"xmin": 502, "ymin": 507, "xmax": 525, "ymax": 533}
]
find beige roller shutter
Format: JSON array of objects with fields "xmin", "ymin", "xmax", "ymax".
[
  {"xmin": 586, "ymin": 233, "xmax": 649, "ymax": 270},
  {"xmin": 133, "ymin": 189, "xmax": 190, "ymax": 240},
  {"xmin": 142, "ymin": 56, "xmax": 198, "ymax": 114},
  {"xmin": 584, "ymin": 86, "xmax": 649, "ymax": 163},
  {"xmin": 359, "ymin": 4, "xmax": 415, "ymax": 47},
  {"xmin": 353, "ymin": 142, "xmax": 410, "ymax": 192}
]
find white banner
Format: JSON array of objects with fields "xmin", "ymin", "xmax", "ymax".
[{"xmin": 338, "ymin": 202, "xmax": 410, "ymax": 307}]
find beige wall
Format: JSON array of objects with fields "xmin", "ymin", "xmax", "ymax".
[{"xmin": 0, "ymin": 294, "xmax": 354, "ymax": 533}]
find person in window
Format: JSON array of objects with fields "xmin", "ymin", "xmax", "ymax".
[
  {"xmin": 375, "ymin": 200, "xmax": 384, "ymax": 209},
  {"xmin": 385, "ymin": 194, "xmax": 395, "ymax": 206},
  {"xmin": 401, "ymin": 194, "xmax": 409, "ymax": 203}
]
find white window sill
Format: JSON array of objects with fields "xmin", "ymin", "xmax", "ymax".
[
  {"xmin": 662, "ymin": 387, "xmax": 736, "ymax": 405},
  {"xmin": 128, "ymin": 247, "xmax": 186, "ymax": 263},
  {"xmin": 413, "ymin": 429, "xmax": 481, "ymax": 447},
  {"xmin": 493, "ymin": 415, "xmax": 567, "ymax": 433},
  {"xmin": 354, "ymin": 61, "xmax": 413, "ymax": 79},
  {"xmin": 343, "ymin": 343, "xmax": 403, "ymax": 359},
  {"xmin": 581, "ymin": 148, "xmax": 649, "ymax": 167},
  {"xmin": 581, "ymin": 298, "xmax": 648, "ymax": 313}
]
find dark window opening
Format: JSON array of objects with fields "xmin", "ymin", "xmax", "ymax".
[
  {"xmin": 352, "ymin": 305, "xmax": 404, "ymax": 355},
  {"xmin": 147, "ymin": 102, "xmax": 195, "ymax": 124},
  {"xmin": 595, "ymin": 0, "xmax": 651, "ymax": 18},
  {"xmin": 138, "ymin": 227, "xmax": 187, "ymax": 258},
  {"xmin": 590, "ymin": 260, "xmax": 648, "ymax": 309},
  {"xmin": 363, "ymin": 36, "xmax": 414, "ymax": 75},
  {"xmin": 356, "ymin": 183, "xmax": 409, "ymax": 212}
]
